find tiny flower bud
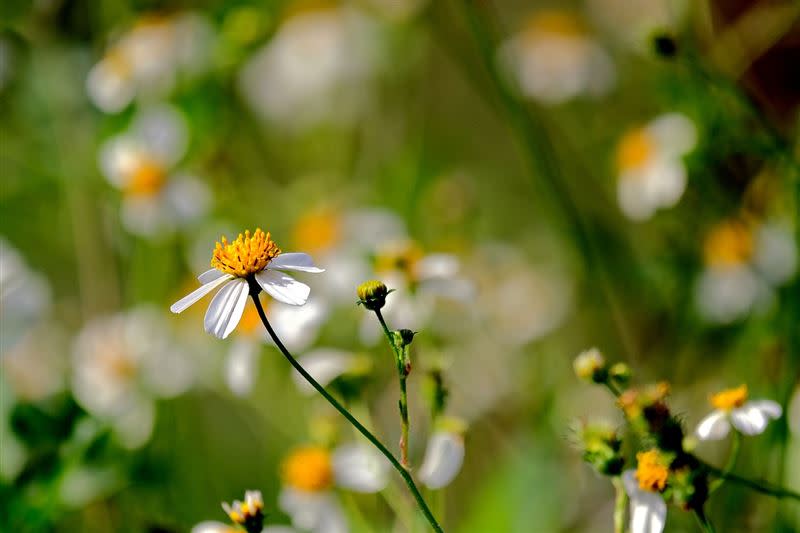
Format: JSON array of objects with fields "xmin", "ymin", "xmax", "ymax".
[
  {"xmin": 397, "ymin": 329, "xmax": 417, "ymax": 347},
  {"xmin": 357, "ymin": 280, "xmax": 390, "ymax": 311},
  {"xmin": 609, "ymin": 362, "xmax": 631, "ymax": 385},
  {"xmin": 577, "ymin": 422, "xmax": 625, "ymax": 476},
  {"xmin": 573, "ymin": 348, "xmax": 608, "ymax": 384}
]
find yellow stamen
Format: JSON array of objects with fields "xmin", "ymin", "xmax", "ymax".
[
  {"xmin": 227, "ymin": 510, "xmax": 243, "ymax": 524},
  {"xmin": 125, "ymin": 159, "xmax": 167, "ymax": 197},
  {"xmin": 211, "ymin": 229, "xmax": 281, "ymax": 278},
  {"xmin": 710, "ymin": 384, "xmax": 748, "ymax": 411},
  {"xmin": 703, "ymin": 220, "xmax": 754, "ymax": 267},
  {"xmin": 616, "ymin": 128, "xmax": 654, "ymax": 173},
  {"xmin": 282, "ymin": 446, "xmax": 333, "ymax": 492},
  {"xmin": 635, "ymin": 450, "xmax": 669, "ymax": 493}
]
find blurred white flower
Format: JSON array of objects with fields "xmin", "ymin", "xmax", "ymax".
[
  {"xmin": 695, "ymin": 218, "xmax": 797, "ymax": 324},
  {"xmin": 417, "ymin": 423, "xmax": 466, "ymax": 490},
  {"xmin": 193, "ymin": 523, "xmax": 296, "ymax": 533},
  {"xmin": 615, "ymin": 113, "xmax": 697, "ymax": 221},
  {"xmin": 587, "ymin": 0, "xmax": 688, "ymax": 52},
  {"xmin": 291, "ymin": 348, "xmax": 359, "ymax": 395},
  {"xmin": 71, "ymin": 307, "xmax": 194, "ymax": 448},
  {"xmin": 499, "ymin": 10, "xmax": 615, "ymax": 105},
  {"xmin": 0, "ymin": 238, "xmax": 51, "ymax": 352},
  {"xmin": 622, "ymin": 450, "xmax": 670, "ymax": 533},
  {"xmin": 99, "ymin": 104, "xmax": 210, "ymax": 237},
  {"xmin": 171, "ymin": 229, "xmax": 324, "ymax": 339},
  {"xmin": 238, "ymin": 5, "xmax": 378, "ymax": 129},
  {"xmin": 696, "ymin": 384, "xmax": 782, "ymax": 441},
  {"xmin": 2, "ymin": 326, "xmax": 67, "ymax": 402},
  {"xmin": 280, "ymin": 444, "xmax": 390, "ymax": 533},
  {"xmin": 87, "ymin": 12, "xmax": 214, "ymax": 113}
]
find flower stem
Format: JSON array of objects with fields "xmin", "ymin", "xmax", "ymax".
[
  {"xmin": 250, "ymin": 294, "xmax": 443, "ymax": 532},
  {"xmin": 701, "ymin": 460, "xmax": 800, "ymax": 501},
  {"xmin": 611, "ymin": 476, "xmax": 627, "ymax": 533},
  {"xmin": 694, "ymin": 509, "xmax": 716, "ymax": 533},
  {"xmin": 708, "ymin": 430, "xmax": 740, "ymax": 494},
  {"xmin": 375, "ymin": 308, "xmax": 411, "ymax": 468}
]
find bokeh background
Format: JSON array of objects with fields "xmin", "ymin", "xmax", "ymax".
[{"xmin": 2, "ymin": 0, "xmax": 799, "ymax": 531}]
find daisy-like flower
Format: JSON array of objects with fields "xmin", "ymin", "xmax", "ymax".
[
  {"xmin": 193, "ymin": 490, "xmax": 296, "ymax": 533},
  {"xmin": 694, "ymin": 218, "xmax": 797, "ymax": 324},
  {"xmin": 615, "ymin": 113, "xmax": 697, "ymax": 221},
  {"xmin": 279, "ymin": 444, "xmax": 390, "ymax": 533},
  {"xmin": 696, "ymin": 385, "xmax": 782, "ymax": 440},
  {"xmin": 87, "ymin": 12, "xmax": 214, "ymax": 113},
  {"xmin": 171, "ymin": 229, "xmax": 324, "ymax": 339},
  {"xmin": 99, "ymin": 105, "xmax": 210, "ymax": 237},
  {"xmin": 622, "ymin": 450, "xmax": 669, "ymax": 533},
  {"xmin": 417, "ymin": 418, "xmax": 467, "ymax": 490},
  {"xmin": 499, "ymin": 10, "xmax": 615, "ymax": 105}
]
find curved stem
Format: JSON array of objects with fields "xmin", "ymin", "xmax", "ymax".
[
  {"xmin": 701, "ymin": 459, "xmax": 800, "ymax": 501},
  {"xmin": 250, "ymin": 294, "xmax": 444, "ymax": 532},
  {"xmin": 375, "ymin": 308, "xmax": 411, "ymax": 467},
  {"xmin": 709, "ymin": 430, "xmax": 740, "ymax": 494}
]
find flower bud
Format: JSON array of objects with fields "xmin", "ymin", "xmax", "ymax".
[
  {"xmin": 397, "ymin": 329, "xmax": 417, "ymax": 347},
  {"xmin": 578, "ymin": 422, "xmax": 625, "ymax": 476},
  {"xmin": 609, "ymin": 362, "xmax": 631, "ymax": 385},
  {"xmin": 573, "ymin": 348, "xmax": 608, "ymax": 384},
  {"xmin": 357, "ymin": 280, "xmax": 390, "ymax": 311}
]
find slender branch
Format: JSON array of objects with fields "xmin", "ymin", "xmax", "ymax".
[
  {"xmin": 249, "ymin": 293, "xmax": 444, "ymax": 532},
  {"xmin": 701, "ymin": 460, "xmax": 800, "ymax": 501},
  {"xmin": 694, "ymin": 509, "xmax": 716, "ymax": 533},
  {"xmin": 709, "ymin": 430, "xmax": 740, "ymax": 494}
]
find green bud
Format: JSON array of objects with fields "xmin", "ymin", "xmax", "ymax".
[
  {"xmin": 609, "ymin": 362, "xmax": 632, "ymax": 385},
  {"xmin": 356, "ymin": 280, "xmax": 390, "ymax": 311},
  {"xmin": 578, "ymin": 422, "xmax": 625, "ymax": 476},
  {"xmin": 397, "ymin": 329, "xmax": 417, "ymax": 347}
]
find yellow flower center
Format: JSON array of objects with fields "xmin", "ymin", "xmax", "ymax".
[
  {"xmin": 703, "ymin": 220, "xmax": 754, "ymax": 267},
  {"xmin": 524, "ymin": 10, "xmax": 584, "ymax": 38},
  {"xmin": 211, "ymin": 229, "xmax": 281, "ymax": 278},
  {"xmin": 635, "ymin": 450, "xmax": 669, "ymax": 493},
  {"xmin": 616, "ymin": 128, "xmax": 655, "ymax": 173},
  {"xmin": 125, "ymin": 159, "xmax": 167, "ymax": 197},
  {"xmin": 292, "ymin": 209, "xmax": 341, "ymax": 253},
  {"xmin": 710, "ymin": 384, "xmax": 748, "ymax": 411},
  {"xmin": 282, "ymin": 446, "xmax": 334, "ymax": 492}
]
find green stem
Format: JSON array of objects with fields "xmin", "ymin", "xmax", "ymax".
[
  {"xmin": 694, "ymin": 509, "xmax": 716, "ymax": 533},
  {"xmin": 250, "ymin": 294, "xmax": 444, "ymax": 532},
  {"xmin": 375, "ymin": 308, "xmax": 412, "ymax": 468},
  {"xmin": 709, "ymin": 430, "xmax": 740, "ymax": 494},
  {"xmin": 701, "ymin": 460, "xmax": 800, "ymax": 501},
  {"xmin": 611, "ymin": 476, "xmax": 627, "ymax": 533}
]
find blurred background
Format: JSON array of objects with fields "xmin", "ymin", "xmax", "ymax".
[{"xmin": 1, "ymin": 0, "xmax": 799, "ymax": 531}]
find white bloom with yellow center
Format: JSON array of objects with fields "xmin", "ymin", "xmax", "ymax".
[
  {"xmin": 71, "ymin": 308, "xmax": 194, "ymax": 448},
  {"xmin": 279, "ymin": 444, "xmax": 390, "ymax": 533},
  {"xmin": 499, "ymin": 10, "xmax": 615, "ymax": 105},
  {"xmin": 615, "ymin": 113, "xmax": 697, "ymax": 221},
  {"xmin": 171, "ymin": 229, "xmax": 324, "ymax": 339},
  {"xmin": 696, "ymin": 385, "xmax": 782, "ymax": 440},
  {"xmin": 99, "ymin": 105, "xmax": 210, "ymax": 236},
  {"xmin": 622, "ymin": 450, "xmax": 669, "ymax": 533}
]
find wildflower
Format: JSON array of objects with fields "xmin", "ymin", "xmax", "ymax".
[
  {"xmin": 573, "ymin": 347, "xmax": 607, "ymax": 383},
  {"xmin": 356, "ymin": 280, "xmax": 389, "ymax": 311},
  {"xmin": 615, "ymin": 113, "xmax": 697, "ymax": 221},
  {"xmin": 87, "ymin": 12, "xmax": 213, "ymax": 113},
  {"xmin": 71, "ymin": 308, "xmax": 194, "ymax": 448},
  {"xmin": 622, "ymin": 450, "xmax": 669, "ymax": 533},
  {"xmin": 696, "ymin": 385, "xmax": 782, "ymax": 440},
  {"xmin": 499, "ymin": 10, "xmax": 615, "ymax": 105},
  {"xmin": 418, "ymin": 418, "xmax": 467, "ymax": 489},
  {"xmin": 577, "ymin": 422, "xmax": 624, "ymax": 476},
  {"xmin": 694, "ymin": 219, "xmax": 797, "ymax": 324},
  {"xmin": 0, "ymin": 238, "xmax": 51, "ymax": 352},
  {"xmin": 170, "ymin": 229, "xmax": 323, "ymax": 339},
  {"xmin": 99, "ymin": 105, "xmax": 210, "ymax": 237},
  {"xmin": 223, "ymin": 490, "xmax": 265, "ymax": 530},
  {"xmin": 279, "ymin": 444, "xmax": 389, "ymax": 533}
]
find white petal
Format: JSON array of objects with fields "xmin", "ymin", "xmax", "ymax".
[
  {"xmin": 695, "ymin": 411, "xmax": 731, "ymax": 441},
  {"xmin": 731, "ymin": 406, "xmax": 768, "ymax": 435},
  {"xmin": 279, "ymin": 488, "xmax": 347, "ymax": 533},
  {"xmin": 749, "ymin": 399, "xmax": 783, "ymax": 420},
  {"xmin": 622, "ymin": 470, "xmax": 640, "ymax": 497},
  {"xmin": 293, "ymin": 349, "xmax": 353, "ymax": 394},
  {"xmin": 630, "ymin": 492, "xmax": 667, "ymax": 533},
  {"xmin": 262, "ymin": 527, "xmax": 299, "ymax": 533},
  {"xmin": 203, "ymin": 279, "xmax": 249, "ymax": 339},
  {"xmin": 415, "ymin": 254, "xmax": 459, "ymax": 280},
  {"xmin": 255, "ymin": 270, "xmax": 310, "ymax": 306},
  {"xmin": 191, "ymin": 521, "xmax": 231, "ymax": 533},
  {"xmin": 417, "ymin": 431, "xmax": 465, "ymax": 489},
  {"xmin": 268, "ymin": 253, "xmax": 325, "ymax": 273},
  {"xmin": 170, "ymin": 275, "xmax": 233, "ymax": 313},
  {"xmin": 197, "ymin": 268, "xmax": 225, "ymax": 284},
  {"xmin": 225, "ymin": 340, "xmax": 260, "ymax": 396},
  {"xmin": 332, "ymin": 444, "xmax": 390, "ymax": 493}
]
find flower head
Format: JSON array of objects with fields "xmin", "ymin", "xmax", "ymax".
[
  {"xmin": 222, "ymin": 490, "xmax": 264, "ymax": 529},
  {"xmin": 356, "ymin": 279, "xmax": 389, "ymax": 311},
  {"xmin": 634, "ymin": 450, "xmax": 669, "ymax": 493},
  {"xmin": 573, "ymin": 347, "xmax": 607, "ymax": 383},
  {"xmin": 282, "ymin": 446, "xmax": 334, "ymax": 493},
  {"xmin": 696, "ymin": 385, "xmax": 782, "ymax": 441},
  {"xmin": 170, "ymin": 229, "xmax": 324, "ymax": 339}
]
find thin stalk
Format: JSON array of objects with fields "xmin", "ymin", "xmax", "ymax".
[
  {"xmin": 694, "ymin": 509, "xmax": 716, "ymax": 533},
  {"xmin": 375, "ymin": 308, "xmax": 412, "ymax": 468},
  {"xmin": 708, "ymin": 430, "xmax": 740, "ymax": 494},
  {"xmin": 611, "ymin": 476, "xmax": 627, "ymax": 533},
  {"xmin": 249, "ymin": 293, "xmax": 443, "ymax": 532},
  {"xmin": 701, "ymin": 460, "xmax": 800, "ymax": 501}
]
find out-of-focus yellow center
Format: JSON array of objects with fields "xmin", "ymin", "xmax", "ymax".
[
  {"xmin": 211, "ymin": 229, "xmax": 281, "ymax": 278},
  {"xmin": 125, "ymin": 159, "xmax": 167, "ymax": 197},
  {"xmin": 703, "ymin": 220, "xmax": 754, "ymax": 267},
  {"xmin": 282, "ymin": 446, "xmax": 334, "ymax": 492},
  {"xmin": 237, "ymin": 301, "xmax": 264, "ymax": 335},
  {"xmin": 616, "ymin": 128, "xmax": 655, "ymax": 173},
  {"xmin": 105, "ymin": 48, "xmax": 133, "ymax": 77},
  {"xmin": 375, "ymin": 241, "xmax": 424, "ymax": 280},
  {"xmin": 292, "ymin": 210, "xmax": 341, "ymax": 253},
  {"xmin": 524, "ymin": 10, "xmax": 584, "ymax": 38},
  {"xmin": 710, "ymin": 384, "xmax": 748, "ymax": 411},
  {"xmin": 635, "ymin": 450, "xmax": 669, "ymax": 493}
]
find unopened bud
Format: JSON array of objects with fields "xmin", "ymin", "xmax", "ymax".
[
  {"xmin": 609, "ymin": 362, "xmax": 632, "ymax": 385},
  {"xmin": 573, "ymin": 348, "xmax": 608, "ymax": 384},
  {"xmin": 578, "ymin": 422, "xmax": 624, "ymax": 476},
  {"xmin": 357, "ymin": 280, "xmax": 390, "ymax": 311}
]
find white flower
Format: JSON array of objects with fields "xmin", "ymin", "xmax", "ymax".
[
  {"xmin": 291, "ymin": 348, "xmax": 359, "ymax": 395},
  {"xmin": 417, "ymin": 428, "xmax": 466, "ymax": 489},
  {"xmin": 0, "ymin": 238, "xmax": 51, "ymax": 352},
  {"xmin": 587, "ymin": 0, "xmax": 689, "ymax": 52},
  {"xmin": 280, "ymin": 444, "xmax": 390, "ymax": 533},
  {"xmin": 696, "ymin": 385, "xmax": 782, "ymax": 440},
  {"xmin": 99, "ymin": 105, "xmax": 210, "ymax": 237},
  {"xmin": 615, "ymin": 113, "xmax": 697, "ymax": 221},
  {"xmin": 87, "ymin": 12, "xmax": 214, "ymax": 113},
  {"xmin": 499, "ymin": 10, "xmax": 615, "ymax": 105},
  {"xmin": 171, "ymin": 229, "xmax": 324, "ymax": 339},
  {"xmin": 71, "ymin": 307, "xmax": 194, "ymax": 448},
  {"xmin": 622, "ymin": 469, "xmax": 667, "ymax": 533}
]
